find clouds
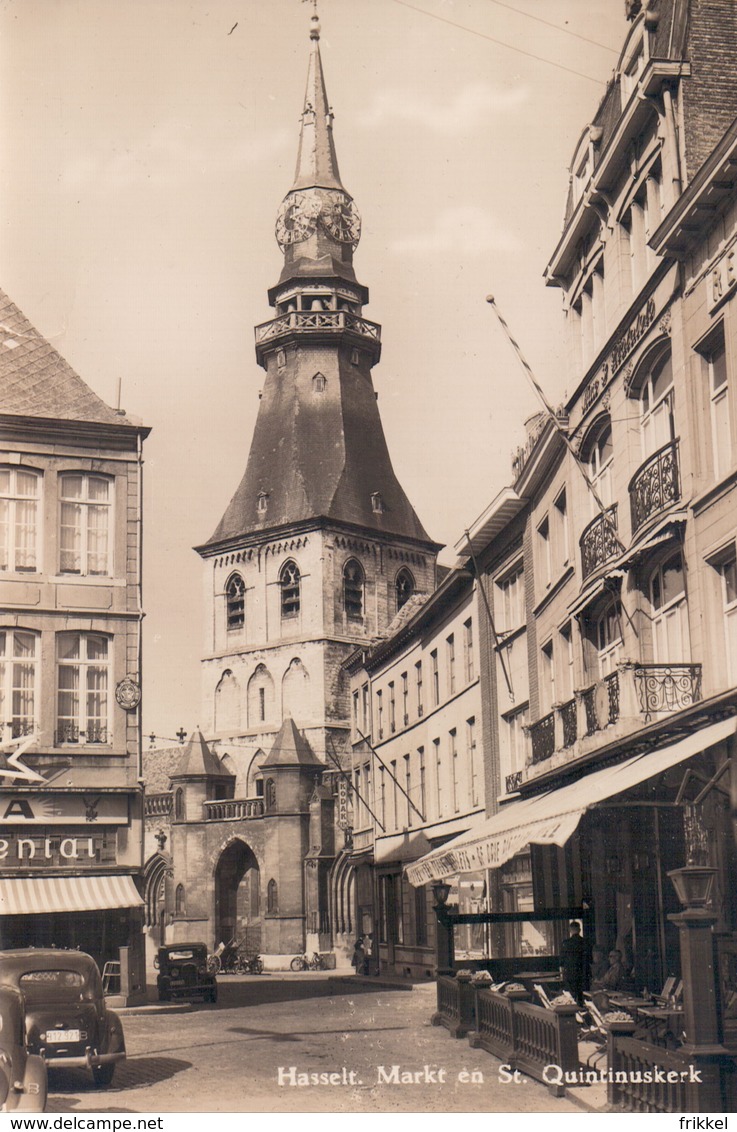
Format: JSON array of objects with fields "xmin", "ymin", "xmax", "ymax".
[
  {"xmin": 391, "ymin": 204, "xmax": 519, "ymax": 256},
  {"xmin": 360, "ymin": 80, "xmax": 527, "ymax": 134}
]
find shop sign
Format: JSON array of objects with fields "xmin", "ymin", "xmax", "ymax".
[
  {"xmin": 0, "ymin": 830, "xmax": 111, "ymax": 868},
  {"xmin": 337, "ymin": 777, "xmax": 351, "ymax": 829},
  {"xmin": 0, "ymin": 794, "xmax": 128, "ymax": 825},
  {"xmin": 580, "ymin": 296, "xmax": 657, "ymax": 417},
  {"xmin": 708, "ymin": 244, "xmax": 737, "ymax": 314}
]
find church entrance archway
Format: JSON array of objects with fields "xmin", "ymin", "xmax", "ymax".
[{"xmin": 214, "ymin": 840, "xmax": 261, "ymax": 951}]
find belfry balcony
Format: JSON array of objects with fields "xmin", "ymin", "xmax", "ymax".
[
  {"xmin": 520, "ymin": 660, "xmax": 703, "ymax": 784},
  {"xmin": 255, "ymin": 310, "xmax": 381, "ymax": 364},
  {"xmin": 579, "ymin": 504, "xmax": 619, "ymax": 580},
  {"xmin": 629, "ymin": 439, "xmax": 680, "ymax": 536},
  {"xmin": 201, "ymin": 797, "xmax": 265, "ymax": 821}
]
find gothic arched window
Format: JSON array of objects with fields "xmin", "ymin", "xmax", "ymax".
[
  {"xmin": 395, "ymin": 568, "xmax": 414, "ymax": 611},
  {"xmin": 265, "ymin": 779, "xmax": 276, "ymax": 809},
  {"xmin": 175, "ymin": 884, "xmax": 185, "ymax": 915},
  {"xmin": 267, "ymin": 878, "xmax": 278, "ymax": 913},
  {"xmin": 280, "ymin": 560, "xmax": 301, "ymax": 618},
  {"xmin": 226, "ymin": 573, "xmax": 245, "ymax": 630},
  {"xmin": 174, "ymin": 787, "xmax": 184, "ymax": 821},
  {"xmin": 343, "ymin": 558, "xmax": 364, "ymax": 619}
]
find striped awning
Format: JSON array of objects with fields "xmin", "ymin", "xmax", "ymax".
[{"xmin": 0, "ymin": 874, "xmax": 142, "ymax": 915}]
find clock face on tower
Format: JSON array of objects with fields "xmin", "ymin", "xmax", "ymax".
[
  {"xmin": 275, "ymin": 192, "xmax": 322, "ymax": 248},
  {"xmin": 275, "ymin": 189, "xmax": 362, "ymax": 251},
  {"xmin": 323, "ymin": 194, "xmax": 361, "ymax": 248}
]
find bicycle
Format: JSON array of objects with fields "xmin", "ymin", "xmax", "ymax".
[
  {"xmin": 236, "ymin": 953, "xmax": 264, "ymax": 975},
  {"xmin": 290, "ymin": 952, "xmax": 327, "ymax": 971}
]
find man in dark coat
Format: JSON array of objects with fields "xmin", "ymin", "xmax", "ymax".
[{"xmin": 559, "ymin": 920, "xmax": 588, "ymax": 1004}]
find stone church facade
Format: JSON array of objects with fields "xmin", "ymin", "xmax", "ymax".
[{"xmin": 147, "ymin": 12, "xmax": 438, "ymax": 965}]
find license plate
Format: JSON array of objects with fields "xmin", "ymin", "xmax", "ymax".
[{"xmin": 46, "ymin": 1029, "xmax": 81, "ymax": 1043}]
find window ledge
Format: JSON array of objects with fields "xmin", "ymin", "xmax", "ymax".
[
  {"xmin": 691, "ymin": 466, "xmax": 737, "ymax": 515},
  {"xmin": 532, "ymin": 563, "xmax": 575, "ymax": 618},
  {"xmin": 495, "ymin": 623, "xmax": 526, "ymax": 650}
]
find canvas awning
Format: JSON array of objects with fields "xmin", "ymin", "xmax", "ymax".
[
  {"xmin": 405, "ymin": 716, "xmax": 737, "ymax": 886},
  {"xmin": 0, "ymin": 873, "xmax": 143, "ymax": 915}
]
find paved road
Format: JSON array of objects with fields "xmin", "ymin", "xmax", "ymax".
[{"xmin": 45, "ymin": 975, "xmax": 580, "ymax": 1114}]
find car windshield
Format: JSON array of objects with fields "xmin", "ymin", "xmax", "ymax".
[
  {"xmin": 165, "ymin": 951, "xmax": 199, "ymax": 961},
  {"xmin": 19, "ymin": 970, "xmax": 86, "ymax": 1000}
]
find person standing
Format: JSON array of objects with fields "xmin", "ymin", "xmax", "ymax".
[{"xmin": 559, "ymin": 921, "xmax": 587, "ymax": 1005}]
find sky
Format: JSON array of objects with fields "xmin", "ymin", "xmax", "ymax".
[{"xmin": 0, "ymin": 0, "xmax": 629, "ymax": 739}]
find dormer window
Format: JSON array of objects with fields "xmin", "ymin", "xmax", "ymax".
[
  {"xmin": 371, "ymin": 492, "xmax": 384, "ymax": 514},
  {"xmin": 257, "ymin": 492, "xmax": 269, "ymax": 515},
  {"xmin": 312, "ymin": 373, "xmax": 326, "ymax": 393},
  {"xmin": 618, "ymin": 18, "xmax": 648, "ymax": 107}
]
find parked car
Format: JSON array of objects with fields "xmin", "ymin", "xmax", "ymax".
[
  {"xmin": 0, "ymin": 949, "xmax": 125, "ymax": 1088},
  {"xmin": 0, "ymin": 986, "xmax": 47, "ymax": 1111},
  {"xmin": 155, "ymin": 943, "xmax": 217, "ymax": 1003}
]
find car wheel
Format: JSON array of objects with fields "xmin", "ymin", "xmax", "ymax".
[
  {"xmin": 159, "ymin": 986, "xmax": 170, "ymax": 1002},
  {"xmin": 209, "ymin": 986, "xmax": 218, "ymax": 1003},
  {"xmin": 93, "ymin": 1064, "xmax": 115, "ymax": 1088}
]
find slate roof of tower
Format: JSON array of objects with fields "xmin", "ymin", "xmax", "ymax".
[
  {"xmin": 0, "ymin": 289, "xmax": 138, "ymax": 427},
  {"xmin": 261, "ymin": 716, "xmax": 322, "ymax": 768},
  {"xmin": 171, "ymin": 730, "xmax": 232, "ymax": 778}
]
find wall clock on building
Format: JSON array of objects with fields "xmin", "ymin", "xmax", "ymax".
[
  {"xmin": 115, "ymin": 676, "xmax": 141, "ymax": 711},
  {"xmin": 275, "ymin": 192, "xmax": 321, "ymax": 248}
]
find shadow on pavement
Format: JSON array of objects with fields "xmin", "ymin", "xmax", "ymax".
[
  {"xmin": 48, "ymin": 1055, "xmax": 191, "ymax": 1096},
  {"xmin": 227, "ymin": 1024, "xmax": 409, "ymax": 1041}
]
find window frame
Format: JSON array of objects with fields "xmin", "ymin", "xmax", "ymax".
[
  {"xmin": 343, "ymin": 558, "xmax": 365, "ymax": 620},
  {"xmin": 225, "ymin": 572, "xmax": 246, "ymax": 632},
  {"xmin": 55, "ymin": 630, "xmax": 112, "ymax": 746},
  {"xmin": 58, "ymin": 472, "xmax": 113, "ymax": 578},
  {"xmin": 0, "ymin": 466, "xmax": 41, "ymax": 575},
  {"xmin": 0, "ymin": 628, "xmax": 39, "ymax": 739}
]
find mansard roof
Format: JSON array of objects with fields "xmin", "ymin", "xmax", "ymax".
[{"xmin": 0, "ymin": 289, "xmax": 140, "ymax": 429}]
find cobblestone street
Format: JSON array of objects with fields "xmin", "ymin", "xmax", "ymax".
[{"xmin": 45, "ymin": 976, "xmax": 581, "ymax": 1114}]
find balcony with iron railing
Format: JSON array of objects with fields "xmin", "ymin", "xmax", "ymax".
[
  {"xmin": 579, "ymin": 504, "xmax": 620, "ymax": 580},
  {"xmin": 629, "ymin": 438, "xmax": 680, "ymax": 536},
  {"xmin": 54, "ymin": 723, "xmax": 109, "ymax": 746},
  {"xmin": 520, "ymin": 660, "xmax": 702, "ymax": 784},
  {"xmin": 201, "ymin": 797, "xmax": 265, "ymax": 821}
]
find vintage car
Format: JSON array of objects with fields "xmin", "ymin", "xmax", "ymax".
[
  {"xmin": 0, "ymin": 986, "xmax": 47, "ymax": 1111},
  {"xmin": 155, "ymin": 943, "xmax": 217, "ymax": 1003},
  {"xmin": 0, "ymin": 949, "xmax": 125, "ymax": 1087}
]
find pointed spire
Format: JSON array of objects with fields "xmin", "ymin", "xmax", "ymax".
[{"xmin": 292, "ymin": 11, "xmax": 344, "ymax": 192}]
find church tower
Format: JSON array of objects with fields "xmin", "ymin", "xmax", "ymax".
[{"xmin": 191, "ymin": 10, "xmax": 438, "ymax": 959}]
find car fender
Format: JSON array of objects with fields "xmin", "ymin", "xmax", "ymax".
[
  {"xmin": 103, "ymin": 1009, "xmax": 126, "ymax": 1057},
  {"xmin": 2, "ymin": 1055, "xmax": 47, "ymax": 1114}
]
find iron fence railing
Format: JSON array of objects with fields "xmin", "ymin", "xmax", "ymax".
[
  {"xmin": 579, "ymin": 504, "xmax": 619, "ymax": 579},
  {"xmin": 633, "ymin": 663, "xmax": 702, "ymax": 722},
  {"xmin": 530, "ymin": 711, "xmax": 555, "ymax": 764},
  {"xmin": 629, "ymin": 439, "xmax": 680, "ymax": 535}
]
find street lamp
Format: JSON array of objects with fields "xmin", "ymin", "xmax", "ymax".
[{"xmin": 432, "ymin": 881, "xmax": 451, "ymax": 907}]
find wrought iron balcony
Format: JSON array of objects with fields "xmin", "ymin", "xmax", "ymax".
[
  {"xmin": 255, "ymin": 310, "xmax": 381, "ymax": 346},
  {"xmin": 202, "ymin": 797, "xmax": 265, "ymax": 821},
  {"xmin": 579, "ymin": 504, "xmax": 619, "ymax": 580},
  {"xmin": 530, "ymin": 711, "xmax": 555, "ymax": 764},
  {"xmin": 505, "ymin": 770, "xmax": 523, "ymax": 793},
  {"xmin": 582, "ymin": 671, "xmax": 620, "ymax": 736},
  {"xmin": 632, "ymin": 663, "xmax": 702, "ymax": 722},
  {"xmin": 10, "ymin": 719, "xmax": 35, "ymax": 739},
  {"xmin": 144, "ymin": 792, "xmax": 173, "ymax": 817},
  {"xmin": 629, "ymin": 439, "xmax": 680, "ymax": 535},
  {"xmin": 560, "ymin": 698, "xmax": 577, "ymax": 748},
  {"xmin": 54, "ymin": 723, "xmax": 109, "ymax": 745}
]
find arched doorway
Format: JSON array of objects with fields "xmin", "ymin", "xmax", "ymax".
[{"xmin": 214, "ymin": 839, "xmax": 261, "ymax": 951}]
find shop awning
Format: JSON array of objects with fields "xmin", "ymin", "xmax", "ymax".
[
  {"xmin": 0, "ymin": 874, "xmax": 143, "ymax": 915},
  {"xmin": 405, "ymin": 715, "xmax": 737, "ymax": 887}
]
